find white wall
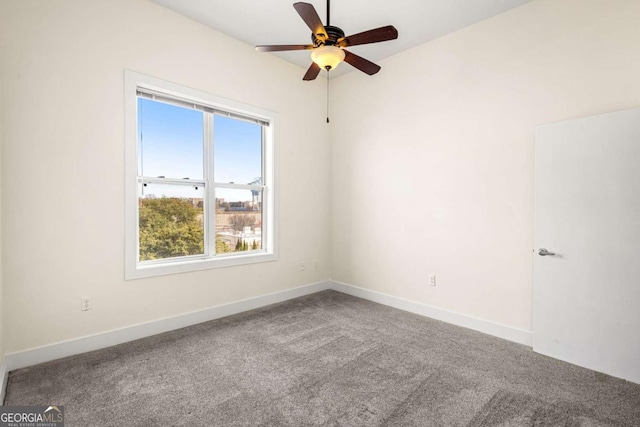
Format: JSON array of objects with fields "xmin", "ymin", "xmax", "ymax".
[
  {"xmin": 2, "ymin": 0, "xmax": 639, "ymax": 358},
  {"xmin": 0, "ymin": 72, "xmax": 3, "ymax": 361},
  {"xmin": 330, "ymin": 0, "xmax": 640, "ymax": 331},
  {"xmin": 0, "ymin": 0, "xmax": 331, "ymax": 353}
]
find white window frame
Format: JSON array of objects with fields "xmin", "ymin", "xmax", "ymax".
[{"xmin": 124, "ymin": 70, "xmax": 277, "ymax": 280}]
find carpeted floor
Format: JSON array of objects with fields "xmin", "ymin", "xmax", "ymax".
[{"xmin": 5, "ymin": 290, "xmax": 640, "ymax": 426}]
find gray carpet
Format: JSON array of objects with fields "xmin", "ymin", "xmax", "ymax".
[{"xmin": 5, "ymin": 290, "xmax": 640, "ymax": 426}]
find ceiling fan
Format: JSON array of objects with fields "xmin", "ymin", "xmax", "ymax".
[{"xmin": 255, "ymin": 1, "xmax": 398, "ymax": 80}]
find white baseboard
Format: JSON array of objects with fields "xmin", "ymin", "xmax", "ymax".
[
  {"xmin": 3, "ymin": 281, "xmax": 332, "ymax": 373},
  {"xmin": 330, "ymin": 280, "xmax": 533, "ymax": 347},
  {"xmin": 2, "ymin": 279, "xmax": 532, "ymax": 386}
]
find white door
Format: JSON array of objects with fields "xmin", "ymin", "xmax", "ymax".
[{"xmin": 533, "ymin": 108, "xmax": 640, "ymax": 384}]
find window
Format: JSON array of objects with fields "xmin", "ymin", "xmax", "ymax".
[{"xmin": 125, "ymin": 71, "xmax": 277, "ymax": 279}]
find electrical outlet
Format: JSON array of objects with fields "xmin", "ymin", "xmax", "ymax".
[
  {"xmin": 314, "ymin": 260, "xmax": 319, "ymax": 270},
  {"xmin": 299, "ymin": 261, "xmax": 305, "ymax": 271},
  {"xmin": 428, "ymin": 274, "xmax": 436, "ymax": 287},
  {"xmin": 81, "ymin": 296, "xmax": 92, "ymax": 311}
]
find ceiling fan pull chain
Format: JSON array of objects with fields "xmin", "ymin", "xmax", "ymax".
[{"xmin": 326, "ymin": 70, "xmax": 330, "ymax": 123}]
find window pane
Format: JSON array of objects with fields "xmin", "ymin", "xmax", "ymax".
[
  {"xmin": 215, "ymin": 188, "xmax": 263, "ymax": 254},
  {"xmin": 214, "ymin": 115, "xmax": 262, "ymax": 185},
  {"xmin": 138, "ymin": 182, "xmax": 205, "ymax": 261},
  {"xmin": 138, "ymin": 98, "xmax": 203, "ymax": 179}
]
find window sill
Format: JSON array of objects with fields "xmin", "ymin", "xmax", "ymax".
[{"xmin": 125, "ymin": 251, "xmax": 278, "ymax": 280}]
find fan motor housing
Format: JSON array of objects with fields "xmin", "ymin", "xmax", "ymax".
[{"xmin": 312, "ymin": 25, "xmax": 345, "ymax": 46}]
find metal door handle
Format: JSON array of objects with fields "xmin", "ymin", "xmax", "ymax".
[{"xmin": 538, "ymin": 248, "xmax": 555, "ymax": 256}]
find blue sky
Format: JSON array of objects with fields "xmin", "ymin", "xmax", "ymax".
[{"xmin": 138, "ymin": 98, "xmax": 262, "ymax": 201}]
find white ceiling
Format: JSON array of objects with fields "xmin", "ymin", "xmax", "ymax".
[{"xmin": 151, "ymin": 0, "xmax": 533, "ymax": 78}]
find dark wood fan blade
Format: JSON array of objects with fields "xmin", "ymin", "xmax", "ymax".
[
  {"xmin": 256, "ymin": 44, "xmax": 314, "ymax": 52},
  {"xmin": 337, "ymin": 25, "xmax": 398, "ymax": 47},
  {"xmin": 293, "ymin": 2, "xmax": 327, "ymax": 40},
  {"xmin": 303, "ymin": 62, "xmax": 321, "ymax": 81},
  {"xmin": 343, "ymin": 50, "xmax": 381, "ymax": 75}
]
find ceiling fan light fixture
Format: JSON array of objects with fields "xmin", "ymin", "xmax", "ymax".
[{"xmin": 310, "ymin": 45, "xmax": 345, "ymax": 70}]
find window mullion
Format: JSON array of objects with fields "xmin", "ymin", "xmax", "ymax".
[
  {"xmin": 138, "ymin": 177, "xmax": 206, "ymax": 186},
  {"xmin": 212, "ymin": 183, "xmax": 265, "ymax": 191},
  {"xmin": 204, "ymin": 112, "xmax": 216, "ymax": 257}
]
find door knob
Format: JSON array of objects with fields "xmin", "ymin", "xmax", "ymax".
[{"xmin": 538, "ymin": 248, "xmax": 555, "ymax": 256}]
